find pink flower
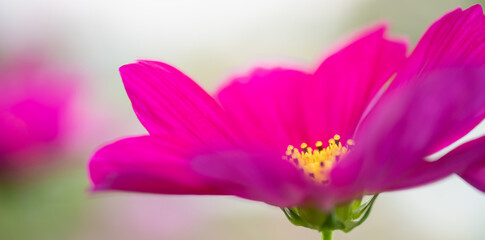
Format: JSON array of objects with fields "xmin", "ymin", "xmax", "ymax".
[
  {"xmin": 0, "ymin": 56, "xmax": 75, "ymax": 172},
  {"xmin": 89, "ymin": 4, "xmax": 485, "ymax": 232}
]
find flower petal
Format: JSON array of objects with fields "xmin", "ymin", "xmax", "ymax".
[
  {"xmin": 460, "ymin": 160, "xmax": 485, "ymax": 193},
  {"xmin": 393, "ymin": 5, "xmax": 485, "ymax": 89},
  {"xmin": 216, "ymin": 68, "xmax": 312, "ymax": 150},
  {"xmin": 191, "ymin": 149, "xmax": 309, "ymax": 207},
  {"xmin": 120, "ymin": 60, "xmax": 236, "ymax": 146},
  {"xmin": 387, "ymin": 136, "xmax": 485, "ymax": 191},
  {"xmin": 331, "ymin": 68, "xmax": 485, "ymax": 196},
  {"xmin": 89, "ymin": 135, "xmax": 224, "ymax": 195},
  {"xmin": 388, "ymin": 5, "xmax": 485, "ymax": 153},
  {"xmin": 310, "ymin": 25, "xmax": 407, "ymax": 141},
  {"xmin": 216, "ymin": 26, "xmax": 407, "ymax": 150}
]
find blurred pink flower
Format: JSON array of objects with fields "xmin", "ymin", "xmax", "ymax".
[
  {"xmin": 0, "ymin": 56, "xmax": 75, "ymax": 172},
  {"xmin": 89, "ymin": 5, "xmax": 485, "ymax": 212}
]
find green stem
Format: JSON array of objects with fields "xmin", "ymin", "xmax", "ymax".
[{"xmin": 321, "ymin": 231, "xmax": 332, "ymax": 240}]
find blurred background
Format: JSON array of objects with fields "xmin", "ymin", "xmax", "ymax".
[{"xmin": 0, "ymin": 0, "xmax": 484, "ymax": 239}]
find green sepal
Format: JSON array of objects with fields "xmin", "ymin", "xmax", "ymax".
[
  {"xmin": 282, "ymin": 208, "xmax": 306, "ymax": 227},
  {"xmin": 281, "ymin": 195, "xmax": 379, "ymax": 233},
  {"xmin": 341, "ymin": 194, "xmax": 378, "ymax": 232}
]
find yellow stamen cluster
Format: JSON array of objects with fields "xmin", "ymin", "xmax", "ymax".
[{"xmin": 284, "ymin": 134, "xmax": 354, "ymax": 183}]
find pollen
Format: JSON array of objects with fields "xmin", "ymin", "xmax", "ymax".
[{"xmin": 283, "ymin": 134, "xmax": 353, "ymax": 183}]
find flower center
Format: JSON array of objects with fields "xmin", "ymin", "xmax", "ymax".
[{"xmin": 284, "ymin": 134, "xmax": 354, "ymax": 183}]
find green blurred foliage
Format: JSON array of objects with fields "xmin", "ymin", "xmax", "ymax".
[
  {"xmin": 342, "ymin": 0, "xmax": 483, "ymax": 44},
  {"xmin": 0, "ymin": 168, "xmax": 87, "ymax": 240}
]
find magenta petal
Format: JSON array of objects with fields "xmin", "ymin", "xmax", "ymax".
[
  {"xmin": 387, "ymin": 136, "xmax": 485, "ymax": 191},
  {"xmin": 310, "ymin": 25, "xmax": 407, "ymax": 141},
  {"xmin": 216, "ymin": 26, "xmax": 406, "ymax": 150},
  {"xmin": 191, "ymin": 149, "xmax": 309, "ymax": 207},
  {"xmin": 0, "ymin": 92, "xmax": 61, "ymax": 154},
  {"xmin": 120, "ymin": 60, "xmax": 236, "ymax": 146},
  {"xmin": 332, "ymin": 68, "xmax": 485, "ymax": 195},
  {"xmin": 0, "ymin": 57, "xmax": 76, "ymax": 169},
  {"xmin": 460, "ymin": 160, "xmax": 485, "ymax": 193},
  {"xmin": 393, "ymin": 5, "xmax": 485, "ymax": 87},
  {"xmin": 389, "ymin": 5, "xmax": 485, "ymax": 153},
  {"xmin": 217, "ymin": 68, "xmax": 312, "ymax": 150},
  {"xmin": 89, "ymin": 135, "xmax": 224, "ymax": 195}
]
